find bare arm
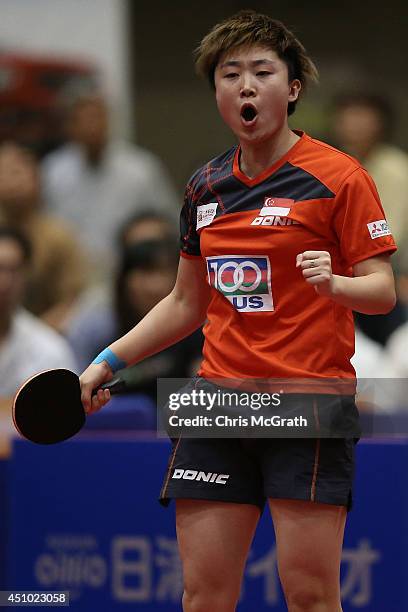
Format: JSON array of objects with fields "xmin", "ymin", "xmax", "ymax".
[
  {"xmin": 0, "ymin": 397, "xmax": 13, "ymax": 459},
  {"xmin": 297, "ymin": 251, "xmax": 396, "ymax": 314},
  {"xmin": 80, "ymin": 256, "xmax": 210, "ymax": 412}
]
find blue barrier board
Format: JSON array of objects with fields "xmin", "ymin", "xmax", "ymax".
[{"xmin": 7, "ymin": 435, "xmax": 408, "ymax": 610}]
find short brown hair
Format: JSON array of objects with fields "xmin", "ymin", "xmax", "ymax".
[{"xmin": 195, "ymin": 10, "xmax": 318, "ymax": 116}]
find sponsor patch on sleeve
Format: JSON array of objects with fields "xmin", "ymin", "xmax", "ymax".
[
  {"xmin": 197, "ymin": 203, "xmax": 218, "ymax": 230},
  {"xmin": 367, "ymin": 220, "xmax": 391, "ymax": 239}
]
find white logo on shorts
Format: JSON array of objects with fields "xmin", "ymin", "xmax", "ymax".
[{"xmin": 172, "ymin": 469, "xmax": 229, "ymax": 484}]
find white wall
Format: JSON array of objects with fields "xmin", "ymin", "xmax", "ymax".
[{"xmin": 0, "ymin": 0, "xmax": 133, "ymax": 135}]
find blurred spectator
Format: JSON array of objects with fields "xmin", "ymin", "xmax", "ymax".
[
  {"xmin": 385, "ymin": 322, "xmax": 408, "ymax": 378},
  {"xmin": 118, "ymin": 209, "xmax": 176, "ymax": 247},
  {"xmin": 352, "ymin": 327, "xmax": 400, "ymax": 414},
  {"xmin": 68, "ymin": 208, "xmax": 178, "ymax": 350},
  {"xmin": 0, "ymin": 142, "xmax": 87, "ymax": 331},
  {"xmin": 331, "ymin": 93, "xmax": 408, "ymax": 251},
  {"xmin": 67, "ymin": 236, "xmax": 203, "ymax": 401},
  {"xmin": 379, "ymin": 325, "xmax": 408, "ymax": 412},
  {"xmin": 352, "ymin": 327, "xmax": 397, "ymax": 379},
  {"xmin": 0, "ymin": 226, "xmax": 77, "ymax": 400},
  {"xmin": 353, "ymin": 304, "xmax": 406, "ymax": 347},
  {"xmin": 330, "ymin": 94, "xmax": 408, "ymax": 344},
  {"xmin": 393, "ymin": 249, "xmax": 408, "ymax": 318},
  {"xmin": 42, "ymin": 92, "xmax": 179, "ymax": 279}
]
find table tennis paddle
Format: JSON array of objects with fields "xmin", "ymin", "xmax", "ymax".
[{"xmin": 13, "ymin": 368, "xmax": 127, "ymax": 445}]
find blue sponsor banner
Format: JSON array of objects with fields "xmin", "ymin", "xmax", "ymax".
[
  {"xmin": 0, "ymin": 459, "xmax": 8, "ymax": 590},
  {"xmin": 7, "ymin": 435, "xmax": 408, "ymax": 610},
  {"xmin": 342, "ymin": 439, "xmax": 408, "ymax": 610}
]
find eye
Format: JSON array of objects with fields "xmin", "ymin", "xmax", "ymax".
[
  {"xmin": 224, "ymin": 72, "xmax": 239, "ymax": 79},
  {"xmin": 256, "ymin": 71, "xmax": 272, "ymax": 77}
]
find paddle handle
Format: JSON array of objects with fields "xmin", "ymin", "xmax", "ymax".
[{"xmin": 91, "ymin": 376, "xmax": 127, "ymax": 397}]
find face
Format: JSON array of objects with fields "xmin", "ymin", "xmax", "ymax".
[
  {"xmin": 333, "ymin": 105, "xmax": 383, "ymax": 156},
  {"xmin": 126, "ymin": 266, "xmax": 176, "ymax": 317},
  {"xmin": 123, "ymin": 219, "xmax": 173, "ymax": 246},
  {"xmin": 0, "ymin": 145, "xmax": 40, "ymax": 213},
  {"xmin": 0, "ymin": 238, "xmax": 27, "ymax": 317},
  {"xmin": 68, "ymin": 98, "xmax": 109, "ymax": 151},
  {"xmin": 214, "ymin": 45, "xmax": 301, "ymax": 145}
]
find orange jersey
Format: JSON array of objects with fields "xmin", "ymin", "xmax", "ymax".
[{"xmin": 180, "ymin": 131, "xmax": 397, "ymax": 381}]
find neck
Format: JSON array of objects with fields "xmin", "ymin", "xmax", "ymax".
[
  {"xmin": 84, "ymin": 143, "xmax": 106, "ymax": 167},
  {"xmin": 239, "ymin": 125, "xmax": 300, "ymax": 179}
]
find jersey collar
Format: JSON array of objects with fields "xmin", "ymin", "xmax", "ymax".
[{"xmin": 233, "ymin": 130, "xmax": 306, "ymax": 187}]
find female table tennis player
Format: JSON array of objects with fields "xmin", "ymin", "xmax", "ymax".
[{"xmin": 80, "ymin": 11, "xmax": 397, "ymax": 611}]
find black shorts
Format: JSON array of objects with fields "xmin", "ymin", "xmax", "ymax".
[{"xmin": 159, "ymin": 435, "xmax": 356, "ymax": 512}]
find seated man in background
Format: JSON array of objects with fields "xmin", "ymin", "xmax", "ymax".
[
  {"xmin": 331, "ymin": 93, "xmax": 408, "ymax": 251},
  {"xmin": 330, "ymin": 93, "xmax": 408, "ymax": 344},
  {"xmin": 0, "ymin": 226, "xmax": 77, "ymax": 455},
  {"xmin": 42, "ymin": 92, "xmax": 179, "ymax": 279},
  {"xmin": 0, "ymin": 142, "xmax": 87, "ymax": 331}
]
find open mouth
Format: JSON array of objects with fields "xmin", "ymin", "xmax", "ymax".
[{"xmin": 241, "ymin": 104, "xmax": 258, "ymax": 123}]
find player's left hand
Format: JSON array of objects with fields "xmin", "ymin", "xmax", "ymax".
[{"xmin": 296, "ymin": 250, "xmax": 335, "ymax": 297}]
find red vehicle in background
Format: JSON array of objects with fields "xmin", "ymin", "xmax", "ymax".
[{"xmin": 0, "ymin": 51, "xmax": 99, "ymax": 156}]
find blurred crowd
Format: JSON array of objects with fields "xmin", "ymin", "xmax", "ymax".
[
  {"xmin": 328, "ymin": 94, "xmax": 408, "ymax": 386},
  {"xmin": 1, "ymin": 82, "xmax": 408, "ymax": 452},
  {"xmin": 0, "ymin": 89, "xmax": 203, "ymax": 452}
]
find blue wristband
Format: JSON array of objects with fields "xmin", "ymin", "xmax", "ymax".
[{"xmin": 92, "ymin": 348, "xmax": 127, "ymax": 373}]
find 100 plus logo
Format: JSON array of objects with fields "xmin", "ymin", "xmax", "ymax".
[{"xmin": 206, "ymin": 255, "xmax": 274, "ymax": 312}]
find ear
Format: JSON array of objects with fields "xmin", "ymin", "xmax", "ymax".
[{"xmin": 288, "ymin": 79, "xmax": 301, "ymax": 102}]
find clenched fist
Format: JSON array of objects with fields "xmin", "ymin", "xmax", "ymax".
[{"xmin": 296, "ymin": 250, "xmax": 335, "ymax": 297}]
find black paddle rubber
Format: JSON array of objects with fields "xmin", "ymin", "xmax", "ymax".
[{"xmin": 13, "ymin": 368, "xmax": 126, "ymax": 445}]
